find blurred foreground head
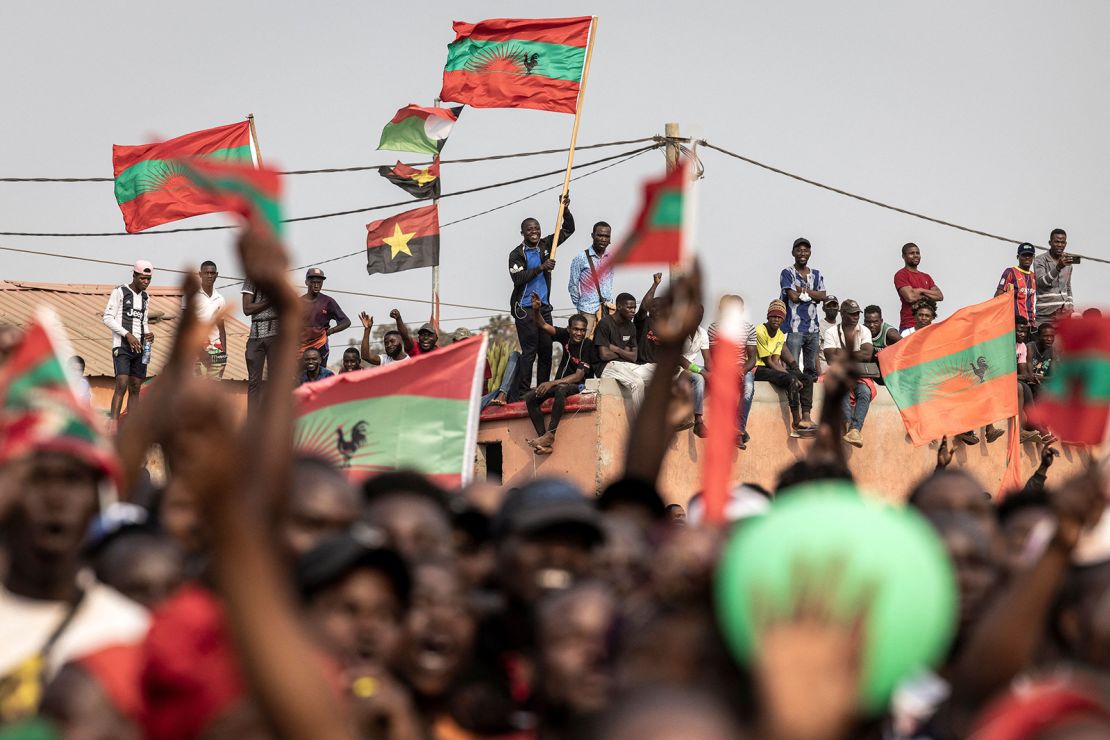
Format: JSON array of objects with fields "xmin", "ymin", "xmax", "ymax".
[
  {"xmin": 362, "ymin": 471, "xmax": 453, "ymax": 561},
  {"xmin": 493, "ymin": 477, "xmax": 604, "ymax": 603}
]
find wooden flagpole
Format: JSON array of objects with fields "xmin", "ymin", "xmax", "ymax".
[
  {"xmin": 246, "ymin": 113, "xmax": 264, "ymax": 166},
  {"xmin": 548, "ymin": 16, "xmax": 598, "ymax": 260},
  {"xmin": 431, "ymin": 100, "xmax": 441, "ymax": 331}
]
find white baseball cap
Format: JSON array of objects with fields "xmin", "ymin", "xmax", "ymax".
[{"xmin": 133, "ymin": 260, "xmax": 153, "ymax": 275}]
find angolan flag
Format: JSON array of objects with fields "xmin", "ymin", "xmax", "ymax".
[
  {"xmin": 0, "ymin": 308, "xmax": 119, "ymax": 485},
  {"xmin": 173, "ymin": 157, "xmax": 283, "ymax": 235},
  {"xmin": 378, "ymin": 158, "xmax": 440, "ymax": 200},
  {"xmin": 378, "ymin": 105, "xmax": 462, "ymax": 156},
  {"xmin": 1027, "ymin": 314, "xmax": 1110, "ymax": 444},
  {"xmin": 292, "ymin": 334, "xmax": 489, "ymax": 487},
  {"xmin": 878, "ymin": 293, "xmax": 1018, "ymax": 446},
  {"xmin": 112, "ymin": 121, "xmax": 256, "ymax": 233},
  {"xmin": 440, "ymin": 16, "xmax": 593, "ymax": 114},
  {"xmin": 366, "ymin": 204, "xmax": 440, "ymax": 275}
]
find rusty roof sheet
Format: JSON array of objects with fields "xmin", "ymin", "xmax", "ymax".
[{"xmin": 0, "ymin": 281, "xmax": 250, "ymax": 381}]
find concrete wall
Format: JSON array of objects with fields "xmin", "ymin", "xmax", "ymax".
[
  {"xmin": 88, "ymin": 376, "xmax": 248, "ymax": 419},
  {"xmin": 477, "ymin": 378, "xmax": 1088, "ymax": 506}
]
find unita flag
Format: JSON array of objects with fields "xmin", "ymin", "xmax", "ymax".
[
  {"xmin": 878, "ymin": 294, "xmax": 1018, "ymax": 446},
  {"xmin": 113, "ymin": 121, "xmax": 256, "ymax": 233},
  {"xmin": 440, "ymin": 16, "xmax": 593, "ymax": 114},
  {"xmin": 1027, "ymin": 314, "xmax": 1110, "ymax": 445},
  {"xmin": 292, "ymin": 334, "xmax": 489, "ymax": 487}
]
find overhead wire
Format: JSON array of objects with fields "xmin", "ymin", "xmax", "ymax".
[
  {"xmin": 699, "ymin": 140, "xmax": 1110, "ymax": 266},
  {"xmin": 0, "ymin": 136, "xmax": 658, "ymax": 183},
  {"xmin": 0, "ymin": 143, "xmax": 660, "ymax": 237},
  {"xmin": 0, "ymin": 141, "xmax": 663, "ymax": 316}
]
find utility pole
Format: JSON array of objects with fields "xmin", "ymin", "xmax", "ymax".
[{"xmin": 664, "ymin": 122, "xmax": 681, "ymax": 173}]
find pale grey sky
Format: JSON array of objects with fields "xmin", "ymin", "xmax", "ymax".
[{"xmin": 1, "ymin": 1, "xmax": 1106, "ymax": 353}]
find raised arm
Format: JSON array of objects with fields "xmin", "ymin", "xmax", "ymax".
[
  {"xmin": 531, "ymin": 293, "xmax": 557, "ymax": 337},
  {"xmin": 624, "ymin": 264, "xmax": 703, "ymax": 484},
  {"xmin": 390, "ymin": 308, "xmax": 414, "ymax": 353},
  {"xmin": 359, "ymin": 312, "xmax": 383, "ymax": 365},
  {"xmin": 554, "ymin": 195, "xmax": 574, "ymax": 245},
  {"xmin": 638, "ymin": 273, "xmax": 664, "ymax": 317}
]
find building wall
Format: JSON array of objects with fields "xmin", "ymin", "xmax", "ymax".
[
  {"xmin": 477, "ymin": 379, "xmax": 1086, "ymax": 505},
  {"xmin": 88, "ymin": 376, "xmax": 248, "ymax": 419}
]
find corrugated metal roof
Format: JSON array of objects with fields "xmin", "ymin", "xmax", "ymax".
[{"xmin": 0, "ymin": 281, "xmax": 250, "ymax": 381}]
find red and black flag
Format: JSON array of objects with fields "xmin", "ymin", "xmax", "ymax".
[
  {"xmin": 367, "ymin": 204, "xmax": 440, "ymax": 275},
  {"xmin": 378, "ymin": 158, "xmax": 440, "ymax": 199}
]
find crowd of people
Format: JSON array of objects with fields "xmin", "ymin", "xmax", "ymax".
[{"xmin": 2, "ymin": 216, "xmax": 1107, "ymax": 740}]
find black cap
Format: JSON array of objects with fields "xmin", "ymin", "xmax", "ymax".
[
  {"xmin": 1017, "ymin": 243, "xmax": 1036, "ymax": 256},
  {"xmin": 417, "ymin": 322, "xmax": 437, "ymax": 336},
  {"xmin": 493, "ymin": 477, "xmax": 604, "ymax": 544},
  {"xmin": 296, "ymin": 523, "xmax": 411, "ymax": 605},
  {"xmin": 792, "ymin": 237, "xmax": 811, "ymax": 249},
  {"xmin": 305, "ymin": 267, "xmax": 326, "ymax": 280}
]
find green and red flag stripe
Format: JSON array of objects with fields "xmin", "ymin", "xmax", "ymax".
[
  {"xmin": 0, "ymin": 307, "xmax": 119, "ymax": 485},
  {"xmin": 378, "ymin": 158, "xmax": 440, "ymax": 200},
  {"xmin": 173, "ymin": 158, "xmax": 283, "ymax": 235},
  {"xmin": 1027, "ymin": 314, "xmax": 1110, "ymax": 444},
  {"xmin": 440, "ymin": 16, "xmax": 593, "ymax": 114},
  {"xmin": 366, "ymin": 204, "xmax": 440, "ymax": 275},
  {"xmin": 292, "ymin": 334, "xmax": 489, "ymax": 487},
  {"xmin": 878, "ymin": 294, "xmax": 1019, "ymax": 446},
  {"xmin": 589, "ymin": 164, "xmax": 686, "ymax": 289},
  {"xmin": 112, "ymin": 121, "xmax": 255, "ymax": 233},
  {"xmin": 378, "ymin": 105, "xmax": 462, "ymax": 156}
]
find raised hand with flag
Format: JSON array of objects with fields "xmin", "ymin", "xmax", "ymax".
[{"xmin": 1027, "ymin": 313, "xmax": 1110, "ymax": 445}]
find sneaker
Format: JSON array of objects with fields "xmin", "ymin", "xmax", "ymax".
[
  {"xmin": 675, "ymin": 419, "xmax": 695, "ymax": 432},
  {"xmin": 742, "ymin": 431, "xmax": 750, "ymax": 445},
  {"xmin": 1020, "ymin": 429, "xmax": 1041, "ymax": 443},
  {"xmin": 693, "ymin": 421, "xmax": 708, "ymax": 438},
  {"xmin": 955, "ymin": 431, "xmax": 980, "ymax": 446},
  {"xmin": 843, "ymin": 428, "xmax": 863, "ymax": 448},
  {"xmin": 984, "ymin": 426, "xmax": 1005, "ymax": 444}
]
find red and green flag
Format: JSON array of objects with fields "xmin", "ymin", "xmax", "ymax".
[
  {"xmin": 378, "ymin": 158, "xmax": 440, "ymax": 200},
  {"xmin": 173, "ymin": 158, "xmax": 283, "ymax": 235},
  {"xmin": 1027, "ymin": 315, "xmax": 1110, "ymax": 444},
  {"xmin": 589, "ymin": 164, "xmax": 687, "ymax": 289},
  {"xmin": 293, "ymin": 334, "xmax": 489, "ymax": 487},
  {"xmin": 0, "ymin": 308, "xmax": 119, "ymax": 485},
  {"xmin": 878, "ymin": 294, "xmax": 1019, "ymax": 446},
  {"xmin": 440, "ymin": 16, "xmax": 593, "ymax": 114},
  {"xmin": 113, "ymin": 121, "xmax": 256, "ymax": 233},
  {"xmin": 366, "ymin": 204, "xmax": 440, "ymax": 275},
  {"xmin": 378, "ymin": 105, "xmax": 462, "ymax": 156}
]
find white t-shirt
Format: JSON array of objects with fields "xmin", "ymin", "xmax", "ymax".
[
  {"xmin": 379, "ymin": 353, "xmax": 410, "ymax": 366},
  {"xmin": 822, "ymin": 324, "xmax": 874, "ymax": 353},
  {"xmin": 682, "ymin": 327, "xmax": 710, "ymax": 365},
  {"xmin": 0, "ymin": 579, "xmax": 150, "ymax": 679},
  {"xmin": 188, "ymin": 289, "xmax": 227, "ymax": 348}
]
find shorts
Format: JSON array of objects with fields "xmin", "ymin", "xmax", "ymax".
[{"xmin": 112, "ymin": 345, "xmax": 147, "ymax": 379}]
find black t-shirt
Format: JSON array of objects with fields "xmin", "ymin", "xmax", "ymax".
[
  {"xmin": 634, "ymin": 309, "xmax": 659, "ymax": 364},
  {"xmin": 553, "ymin": 327, "xmax": 593, "ymax": 381},
  {"xmin": 592, "ymin": 314, "xmax": 637, "ymax": 378}
]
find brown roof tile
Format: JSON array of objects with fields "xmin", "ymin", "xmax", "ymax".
[{"xmin": 0, "ymin": 281, "xmax": 250, "ymax": 381}]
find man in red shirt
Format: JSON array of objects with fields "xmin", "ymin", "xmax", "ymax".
[
  {"xmin": 893, "ymin": 243, "xmax": 944, "ymax": 332},
  {"xmin": 995, "ymin": 243, "xmax": 1038, "ymax": 324}
]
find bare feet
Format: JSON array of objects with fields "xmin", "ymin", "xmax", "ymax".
[
  {"xmin": 530, "ymin": 430, "xmax": 555, "ymax": 453},
  {"xmin": 488, "ymin": 391, "xmax": 507, "ymax": 407}
]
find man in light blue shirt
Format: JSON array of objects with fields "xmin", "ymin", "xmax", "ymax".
[{"xmin": 567, "ymin": 221, "xmax": 614, "ymax": 337}]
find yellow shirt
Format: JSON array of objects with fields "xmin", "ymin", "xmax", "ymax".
[{"xmin": 756, "ymin": 324, "xmax": 786, "ymax": 367}]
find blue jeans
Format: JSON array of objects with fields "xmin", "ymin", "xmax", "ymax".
[
  {"xmin": 482, "ymin": 352, "xmax": 520, "ymax": 409},
  {"xmin": 687, "ymin": 371, "xmax": 706, "ymax": 416},
  {"xmin": 843, "ymin": 380, "xmax": 872, "ymax": 431},
  {"xmin": 786, "ymin": 331, "xmax": 821, "ymax": 380},
  {"xmin": 741, "ymin": 370, "xmax": 754, "ymax": 432}
]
